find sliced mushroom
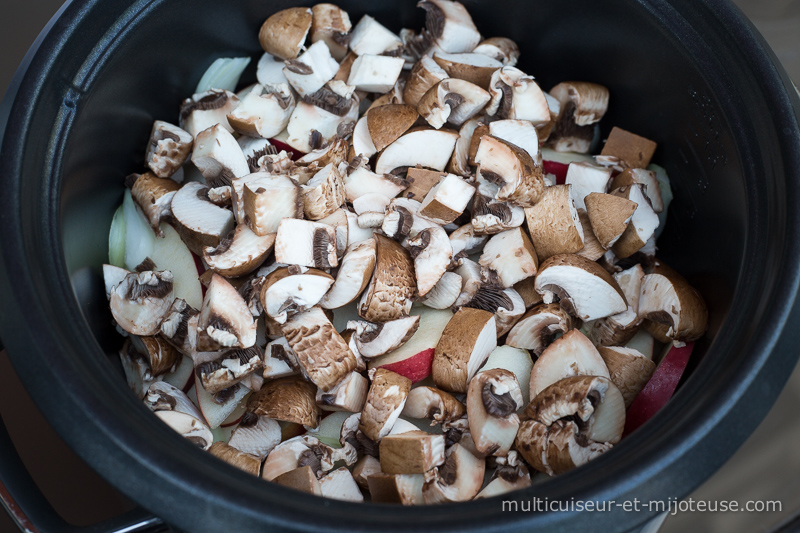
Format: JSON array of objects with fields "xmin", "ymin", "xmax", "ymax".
[
  {"xmin": 145, "ymin": 121, "xmax": 193, "ymax": 178},
  {"xmin": 422, "ymin": 443, "xmax": 484, "ymax": 503},
  {"xmin": 417, "ymin": 174, "xmax": 476, "ymax": 226},
  {"xmin": 488, "ymin": 119, "xmax": 540, "ymax": 160},
  {"xmin": 319, "ymin": 467, "xmax": 364, "ymax": 502},
  {"xmin": 154, "ymin": 410, "xmax": 214, "ymax": 450},
  {"xmin": 247, "ymin": 376, "xmax": 320, "ymax": 428},
  {"xmin": 348, "ymin": 14, "xmax": 403, "ymax": 56},
  {"xmin": 347, "ymin": 54, "xmax": 406, "ymax": 93},
  {"xmin": 144, "ymin": 381, "xmax": 203, "ymax": 419},
  {"xmin": 358, "ymin": 234, "xmax": 416, "ymax": 322},
  {"xmin": 196, "ymin": 273, "xmax": 257, "ymax": 351},
  {"xmin": 506, "ymin": 303, "xmax": 576, "ymax": 356},
  {"xmin": 208, "ymin": 441, "xmax": 261, "ymax": 476},
  {"xmin": 432, "ymin": 307, "xmax": 496, "ymax": 393},
  {"xmin": 316, "ymin": 371, "xmax": 369, "ymax": 412},
  {"xmin": 351, "ymin": 115, "xmax": 378, "ymax": 158},
  {"xmin": 366, "ymin": 104, "xmax": 419, "ymax": 152},
  {"xmin": 263, "ymin": 337, "xmax": 301, "ymax": 380},
  {"xmin": 474, "ymin": 135, "xmax": 545, "ymax": 207},
  {"xmin": 228, "ymin": 412, "xmax": 282, "ymax": 460},
  {"xmin": 274, "ymin": 218, "xmax": 338, "ymax": 269},
  {"xmin": 319, "ymin": 240, "xmax": 376, "ymax": 310},
  {"xmin": 352, "ymin": 455, "xmax": 382, "ymax": 492},
  {"xmin": 262, "ymin": 435, "xmax": 342, "ymax": 480},
  {"xmin": 348, "ymin": 316, "xmax": 420, "ymax": 359},
  {"xmin": 549, "ymin": 82, "xmax": 609, "ymax": 127},
  {"xmin": 241, "ymin": 174, "xmax": 303, "ymax": 236},
  {"xmin": 597, "ymin": 346, "xmax": 655, "ymax": 408},
  {"xmin": 512, "ymin": 277, "xmax": 543, "ymax": 309},
  {"xmin": 179, "ymin": 90, "xmax": 239, "ymax": 139},
  {"xmin": 195, "ymin": 345, "xmax": 263, "ymax": 394},
  {"xmin": 610, "ymin": 184, "xmax": 660, "ymax": 258},
  {"xmin": 470, "ymin": 194, "xmax": 526, "ymax": 235},
  {"xmin": 590, "ymin": 264, "xmax": 645, "ymax": 346},
  {"xmin": 524, "ymin": 185, "xmax": 584, "ymax": 262},
  {"xmin": 316, "ymin": 208, "xmax": 349, "ymax": 259},
  {"xmin": 403, "ymin": 55, "xmax": 449, "ymax": 108},
  {"xmin": 129, "ymin": 173, "xmax": 180, "ymax": 236},
  {"xmin": 418, "ymin": 0, "xmax": 481, "ymax": 53},
  {"xmin": 344, "ymin": 168, "xmax": 407, "ymax": 205},
  {"xmin": 286, "ymin": 100, "xmax": 359, "ymax": 153},
  {"xmin": 610, "ymin": 167, "xmax": 664, "ymax": 213},
  {"xmin": 401, "ymin": 386, "xmax": 466, "ymax": 424},
  {"xmin": 451, "ymin": 257, "xmax": 484, "ymax": 309},
  {"xmin": 418, "ymin": 79, "xmax": 491, "ymax": 129},
  {"xmin": 171, "ymin": 181, "xmax": 235, "ymax": 255},
  {"xmin": 368, "ymin": 473, "xmax": 425, "ymax": 505},
  {"xmin": 516, "ymin": 375, "xmax": 624, "ymax": 476},
  {"xmin": 563, "ymin": 162, "xmax": 612, "ymax": 211},
  {"xmin": 159, "ymin": 298, "xmax": 199, "ymax": 356},
  {"xmin": 447, "ymin": 223, "xmax": 487, "ymax": 258},
  {"xmin": 310, "ymin": 4, "xmax": 352, "ymax": 61},
  {"xmin": 446, "ymin": 117, "xmax": 482, "ymax": 177},
  {"xmin": 420, "ymin": 272, "xmax": 463, "ymax": 310},
  {"xmin": 478, "ymin": 227, "xmax": 538, "ymax": 288},
  {"xmin": 191, "ymin": 124, "xmax": 250, "ymax": 187},
  {"xmin": 534, "ymin": 254, "xmax": 627, "ymax": 321},
  {"xmin": 600, "ymin": 127, "xmax": 658, "ymax": 169},
  {"xmin": 472, "ymin": 37, "xmax": 519, "ymax": 67},
  {"xmin": 273, "ymin": 466, "xmax": 323, "ymax": 495},
  {"xmin": 258, "ymin": 7, "xmax": 313, "ymax": 60},
  {"xmin": 380, "ymin": 430, "xmax": 446, "ymax": 474},
  {"xmin": 583, "ymin": 192, "xmax": 637, "ymax": 250},
  {"xmin": 486, "ymin": 67, "xmax": 550, "ymax": 125},
  {"xmin": 529, "ymin": 329, "xmax": 610, "ymax": 399},
  {"xmin": 359, "ymin": 368, "xmax": 412, "ymax": 441},
  {"xmin": 638, "ymin": 261, "xmax": 708, "ymax": 343},
  {"xmin": 130, "ymin": 335, "xmax": 181, "ymax": 377},
  {"xmin": 403, "ymin": 228, "xmax": 450, "ymax": 297},
  {"xmin": 227, "ymin": 84, "xmax": 295, "ymax": 139},
  {"xmin": 283, "ymin": 40, "xmax": 341, "ymax": 98},
  {"xmin": 467, "ymin": 368, "xmax": 523, "ymax": 457},
  {"xmin": 432, "ymin": 53, "xmax": 502, "ymax": 90},
  {"xmin": 301, "ymin": 163, "xmax": 346, "ymax": 220},
  {"xmin": 402, "ymin": 167, "xmax": 447, "ymax": 202},
  {"xmin": 110, "ymin": 270, "xmax": 175, "ymax": 336},
  {"xmin": 375, "ymin": 129, "xmax": 458, "ymax": 175},
  {"xmin": 475, "ymin": 451, "xmax": 531, "ymax": 498},
  {"xmin": 203, "ymin": 224, "xmax": 274, "ymax": 278},
  {"xmin": 256, "ymin": 52, "xmax": 291, "ymax": 88},
  {"xmin": 493, "ymin": 288, "xmax": 526, "ymax": 336}
]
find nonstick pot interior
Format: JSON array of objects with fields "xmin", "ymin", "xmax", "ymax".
[{"xmin": 1, "ymin": 0, "xmax": 799, "ymax": 532}]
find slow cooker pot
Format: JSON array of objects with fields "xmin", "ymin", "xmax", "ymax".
[{"xmin": 1, "ymin": 0, "xmax": 799, "ymax": 531}]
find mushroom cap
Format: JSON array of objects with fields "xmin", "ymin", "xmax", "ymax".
[
  {"xmin": 417, "ymin": 78, "xmax": 491, "ymax": 129},
  {"xmin": 422, "ymin": 443, "xmax": 485, "ymax": 503},
  {"xmin": 407, "ymin": 227, "xmax": 453, "ymax": 297},
  {"xmin": 358, "ymin": 234, "xmax": 416, "ymax": 323},
  {"xmin": 467, "ymin": 368, "xmax": 523, "ymax": 457},
  {"xmin": 302, "ymin": 163, "xmax": 347, "ymax": 221},
  {"xmin": 260, "ymin": 267, "xmax": 335, "ymax": 324},
  {"xmin": 418, "ymin": 0, "xmax": 481, "ymax": 53},
  {"xmin": 367, "ymin": 104, "xmax": 420, "ymax": 152},
  {"xmin": 506, "ymin": 303, "xmax": 576, "ymax": 356},
  {"xmin": 575, "ymin": 208, "xmax": 605, "ymax": 261},
  {"xmin": 247, "ymin": 376, "xmax": 320, "ymax": 428},
  {"xmin": 418, "ymin": 174, "xmax": 476, "ymax": 226},
  {"xmin": 529, "ymin": 329, "xmax": 610, "ymax": 399},
  {"xmin": 432, "ymin": 52, "xmax": 503, "ymax": 89},
  {"xmin": 600, "ymin": 126, "xmax": 658, "ymax": 169},
  {"xmin": 487, "ymin": 67, "xmax": 550, "ymax": 125},
  {"xmin": 584, "ymin": 192, "xmax": 637, "ymax": 249},
  {"xmin": 534, "ymin": 253, "xmax": 628, "ymax": 321},
  {"xmin": 259, "ymin": 7, "xmax": 313, "ymax": 60},
  {"xmin": 403, "ymin": 55, "xmax": 449, "ymax": 108},
  {"xmin": 524, "ymin": 184, "xmax": 585, "ymax": 262},
  {"xmin": 272, "ymin": 466, "xmax": 323, "ymax": 495},
  {"xmin": 110, "ymin": 270, "xmax": 175, "ymax": 336},
  {"xmin": 203, "ymin": 224, "xmax": 275, "ymax": 278},
  {"xmin": 130, "ymin": 172, "xmax": 180, "ymax": 234},
  {"xmin": 475, "ymin": 135, "xmax": 545, "ymax": 208},
  {"xmin": 368, "ymin": 473, "xmax": 425, "ymax": 505},
  {"xmin": 610, "ymin": 168, "xmax": 664, "ymax": 213},
  {"xmin": 610, "ymin": 184, "xmax": 660, "ymax": 258},
  {"xmin": 359, "ymin": 368, "xmax": 412, "ymax": 441},
  {"xmin": 401, "ymin": 386, "xmax": 466, "ymax": 424},
  {"xmin": 472, "ymin": 36, "xmax": 520, "ymax": 67},
  {"xmin": 145, "ymin": 121, "xmax": 193, "ymax": 179},
  {"xmin": 432, "ymin": 307, "xmax": 497, "ymax": 393},
  {"xmin": 310, "ymin": 3, "xmax": 352, "ymax": 61},
  {"xmin": 316, "ymin": 371, "xmax": 369, "ymax": 412},
  {"xmin": 196, "ymin": 273, "xmax": 257, "ymax": 351},
  {"xmin": 597, "ymin": 346, "xmax": 656, "ymax": 408},
  {"xmin": 208, "ymin": 441, "xmax": 261, "ymax": 476},
  {"xmin": 638, "ymin": 261, "xmax": 708, "ymax": 343}
]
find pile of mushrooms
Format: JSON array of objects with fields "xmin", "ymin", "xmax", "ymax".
[{"xmin": 104, "ymin": 0, "xmax": 709, "ymax": 504}]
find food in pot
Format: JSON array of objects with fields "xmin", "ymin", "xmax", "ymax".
[{"xmin": 102, "ymin": 0, "xmax": 708, "ymax": 503}]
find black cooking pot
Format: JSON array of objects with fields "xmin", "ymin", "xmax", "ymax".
[{"xmin": 1, "ymin": 0, "xmax": 799, "ymax": 531}]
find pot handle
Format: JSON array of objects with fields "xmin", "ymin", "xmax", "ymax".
[{"xmin": 0, "ymin": 408, "xmax": 166, "ymax": 532}]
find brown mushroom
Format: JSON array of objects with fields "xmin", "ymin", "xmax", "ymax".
[
  {"xmin": 358, "ymin": 234, "xmax": 416, "ymax": 322},
  {"xmin": 203, "ymin": 224, "xmax": 275, "ymax": 278},
  {"xmin": 417, "ymin": 78, "xmax": 491, "ymax": 129},
  {"xmin": 359, "ymin": 368, "xmax": 412, "ymax": 441},
  {"xmin": 380, "ymin": 430, "xmax": 446, "ymax": 474},
  {"xmin": 597, "ymin": 346, "xmax": 656, "ymax": 408},
  {"xmin": 478, "ymin": 227, "xmax": 538, "ymax": 288},
  {"xmin": 401, "ymin": 386, "xmax": 466, "ymax": 424},
  {"xmin": 422, "ymin": 443, "xmax": 485, "ymax": 503},
  {"xmin": 600, "ymin": 127, "xmax": 658, "ymax": 169},
  {"xmin": 523, "ymin": 184, "xmax": 584, "ymax": 262},
  {"xmin": 506, "ymin": 303, "xmax": 577, "ymax": 356},
  {"xmin": 208, "ymin": 441, "xmax": 261, "ymax": 476},
  {"xmin": 274, "ymin": 218, "xmax": 338, "ymax": 269},
  {"xmin": 247, "ymin": 376, "xmax": 320, "ymax": 428},
  {"xmin": 145, "ymin": 121, "xmax": 193, "ymax": 178},
  {"xmin": 259, "ymin": 7, "xmax": 313, "ymax": 60},
  {"xmin": 432, "ymin": 307, "xmax": 497, "ymax": 393},
  {"xmin": 529, "ymin": 329, "xmax": 610, "ymax": 399},
  {"xmin": 196, "ymin": 273, "xmax": 257, "ymax": 351},
  {"xmin": 638, "ymin": 261, "xmax": 708, "ymax": 344},
  {"xmin": 367, "ymin": 104, "xmax": 420, "ymax": 152},
  {"xmin": 110, "ymin": 270, "xmax": 175, "ymax": 336},
  {"xmin": 273, "ymin": 466, "xmax": 323, "ymax": 495},
  {"xmin": 467, "ymin": 369, "xmax": 523, "ymax": 457},
  {"xmin": 584, "ymin": 192, "xmax": 637, "ymax": 249},
  {"xmin": 475, "ymin": 135, "xmax": 545, "ymax": 208},
  {"xmin": 310, "ymin": 4, "xmax": 352, "ymax": 61}
]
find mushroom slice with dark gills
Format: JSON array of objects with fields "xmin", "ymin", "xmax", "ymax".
[
  {"xmin": 179, "ymin": 89, "xmax": 239, "ymax": 138},
  {"xmin": 145, "ymin": 121, "xmax": 193, "ymax": 178},
  {"xmin": 515, "ymin": 375, "xmax": 625, "ymax": 476},
  {"xmin": 196, "ymin": 273, "xmax": 257, "ymax": 351},
  {"xmin": 467, "ymin": 368, "xmax": 523, "ymax": 457},
  {"xmin": 247, "ymin": 376, "xmax": 320, "ymax": 429},
  {"xmin": 638, "ymin": 260, "xmax": 708, "ymax": 344},
  {"xmin": 227, "ymin": 83, "xmax": 296, "ymax": 139},
  {"xmin": 534, "ymin": 254, "xmax": 628, "ymax": 321},
  {"xmin": 154, "ymin": 410, "xmax": 214, "ymax": 451},
  {"xmin": 262, "ymin": 435, "xmax": 351, "ymax": 481},
  {"xmin": 310, "ymin": 3, "xmax": 352, "ymax": 61},
  {"xmin": 319, "ymin": 238, "xmax": 377, "ymax": 310},
  {"xmin": 475, "ymin": 451, "xmax": 531, "ymax": 498},
  {"xmin": 208, "ymin": 442, "xmax": 261, "ymax": 476},
  {"xmin": 358, "ymin": 234, "xmax": 416, "ymax": 323},
  {"xmin": 202, "ymin": 224, "xmax": 275, "ymax": 278},
  {"xmin": 359, "ymin": 368, "xmax": 412, "ymax": 442},
  {"xmin": 529, "ymin": 329, "xmax": 610, "ymax": 399},
  {"xmin": 302, "ymin": 163, "xmax": 346, "ymax": 220},
  {"xmin": 258, "ymin": 7, "xmax": 313, "ymax": 60},
  {"xmin": 549, "ymin": 81, "xmax": 609, "ymax": 128},
  {"xmin": 401, "ymin": 386, "xmax": 465, "ymax": 425},
  {"xmin": 281, "ymin": 306, "xmax": 357, "ymax": 392},
  {"xmin": 348, "ymin": 315, "xmax": 421, "ymax": 358},
  {"xmin": 274, "ymin": 218, "xmax": 339, "ymax": 269},
  {"xmin": 191, "ymin": 124, "xmax": 250, "ymax": 188},
  {"xmin": 316, "ymin": 371, "xmax": 369, "ymax": 412},
  {"xmin": 417, "ymin": 174, "xmax": 476, "ymax": 226},
  {"xmin": 195, "ymin": 345, "xmax": 263, "ymax": 394},
  {"xmin": 144, "ymin": 382, "xmax": 213, "ymax": 450},
  {"xmin": 241, "ymin": 174, "xmax": 303, "ymax": 236},
  {"xmin": 260, "ymin": 266, "xmax": 335, "ymax": 324},
  {"xmin": 474, "ymin": 135, "xmax": 545, "ymax": 208},
  {"xmin": 407, "ymin": 227, "xmax": 453, "ymax": 298},
  {"xmin": 417, "ymin": 79, "xmax": 491, "ymax": 129},
  {"xmin": 228, "ymin": 412, "xmax": 282, "ymax": 460},
  {"xmin": 129, "ymin": 335, "xmax": 181, "ymax": 377},
  {"xmin": 486, "ymin": 67, "xmax": 551, "ymax": 125},
  {"xmin": 170, "ymin": 181, "xmax": 235, "ymax": 255},
  {"xmin": 506, "ymin": 303, "xmax": 577, "ymax": 356},
  {"xmin": 110, "ymin": 270, "xmax": 175, "ymax": 336},
  {"xmin": 418, "ymin": 0, "xmax": 481, "ymax": 53},
  {"xmin": 159, "ymin": 298, "xmax": 199, "ymax": 356},
  {"xmin": 381, "ymin": 198, "xmax": 438, "ymax": 242},
  {"xmin": 422, "ymin": 443, "xmax": 485, "ymax": 503},
  {"xmin": 590, "ymin": 264, "xmax": 645, "ymax": 346},
  {"xmin": 263, "ymin": 337, "xmax": 301, "ymax": 380},
  {"xmin": 119, "ymin": 339, "xmax": 159, "ymax": 399},
  {"xmin": 432, "ymin": 308, "xmax": 497, "ymax": 393}
]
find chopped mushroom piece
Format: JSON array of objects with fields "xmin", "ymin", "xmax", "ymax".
[
  {"xmin": 191, "ymin": 124, "xmax": 250, "ymax": 187},
  {"xmin": 475, "ymin": 451, "xmax": 531, "ymax": 498},
  {"xmin": 310, "ymin": 3, "xmax": 352, "ymax": 61},
  {"xmin": 273, "ymin": 466, "xmax": 323, "ymax": 495},
  {"xmin": 350, "ymin": 315, "xmax": 421, "ymax": 358},
  {"xmin": 316, "ymin": 371, "xmax": 369, "ymax": 412},
  {"xmin": 195, "ymin": 345, "xmax": 263, "ymax": 394},
  {"xmin": 432, "ymin": 307, "xmax": 497, "ymax": 393},
  {"xmin": 344, "ymin": 166, "xmax": 408, "ymax": 203},
  {"xmin": 359, "ymin": 368, "xmax": 412, "ymax": 441},
  {"xmin": 129, "ymin": 173, "xmax": 180, "ymax": 236},
  {"xmin": 590, "ymin": 264, "xmax": 645, "ymax": 346},
  {"xmin": 358, "ymin": 234, "xmax": 416, "ymax": 322},
  {"xmin": 247, "ymin": 376, "xmax": 320, "ymax": 428},
  {"xmin": 375, "ymin": 129, "xmax": 458, "ymax": 175},
  {"xmin": 471, "ymin": 194, "xmax": 526, "ymax": 235},
  {"xmin": 467, "ymin": 368, "xmax": 523, "ymax": 456},
  {"xmin": 534, "ymin": 254, "xmax": 628, "ymax": 321},
  {"xmin": 179, "ymin": 90, "xmax": 239, "ymax": 138},
  {"xmin": 286, "ymin": 100, "xmax": 359, "ymax": 153},
  {"xmin": 529, "ymin": 329, "xmax": 610, "ymax": 399},
  {"xmin": 228, "ymin": 412, "xmax": 282, "ymax": 460},
  {"xmin": 347, "ymin": 55, "xmax": 406, "ymax": 93},
  {"xmin": 420, "ymin": 272, "xmax": 463, "ymax": 310},
  {"xmin": 159, "ymin": 298, "xmax": 199, "ymax": 356},
  {"xmin": 401, "ymin": 386, "xmax": 466, "ymax": 424},
  {"xmin": 418, "ymin": 0, "xmax": 481, "ymax": 53},
  {"xmin": 209, "ymin": 441, "xmax": 261, "ymax": 476},
  {"xmin": 367, "ymin": 104, "xmax": 419, "ymax": 152},
  {"xmin": 492, "ymin": 288, "xmax": 526, "ymax": 336},
  {"xmin": 203, "ymin": 224, "xmax": 275, "ymax": 278},
  {"xmin": 302, "ymin": 163, "xmax": 346, "ymax": 220},
  {"xmin": 486, "ymin": 67, "xmax": 551, "ymax": 125},
  {"xmin": 432, "ymin": 53, "xmax": 503, "ymax": 89},
  {"xmin": 283, "ymin": 41, "xmax": 341, "ymax": 97},
  {"xmin": 418, "ymin": 174, "xmax": 476, "ymax": 225},
  {"xmin": 274, "ymin": 218, "xmax": 338, "ymax": 269},
  {"xmin": 506, "ymin": 303, "xmax": 576, "ymax": 356},
  {"xmin": 472, "ymin": 37, "xmax": 519, "ymax": 67},
  {"xmin": 478, "ymin": 227, "xmax": 539, "ymax": 288},
  {"xmin": 449, "ymin": 223, "xmax": 488, "ymax": 257},
  {"xmin": 610, "ymin": 184, "xmax": 660, "ymax": 258},
  {"xmin": 196, "ymin": 273, "xmax": 257, "ymax": 351},
  {"xmin": 170, "ymin": 181, "xmax": 235, "ymax": 255},
  {"xmin": 516, "ymin": 376, "xmax": 625, "ymax": 476},
  {"xmin": 282, "ymin": 306, "xmax": 357, "ymax": 392},
  {"xmin": 488, "ymin": 119, "xmax": 540, "ymax": 160},
  {"xmin": 418, "ymin": 79, "xmax": 491, "ymax": 129},
  {"xmin": 320, "ymin": 238, "xmax": 377, "ymax": 309},
  {"xmin": 241, "ymin": 174, "xmax": 303, "ymax": 236},
  {"xmin": 258, "ymin": 7, "xmax": 313, "ymax": 60},
  {"xmin": 348, "ymin": 14, "xmax": 403, "ymax": 56},
  {"xmin": 474, "ymin": 135, "xmax": 545, "ymax": 207},
  {"xmin": 154, "ymin": 410, "xmax": 214, "ymax": 450},
  {"xmin": 601, "ymin": 127, "xmax": 658, "ymax": 169},
  {"xmin": 380, "ymin": 431, "xmax": 446, "ymax": 474},
  {"xmin": 262, "ymin": 435, "xmax": 342, "ymax": 480},
  {"xmin": 403, "ymin": 167, "xmax": 447, "ymax": 202},
  {"xmin": 227, "ymin": 84, "xmax": 295, "ymax": 139},
  {"xmin": 597, "ymin": 346, "xmax": 656, "ymax": 408},
  {"xmin": 256, "ymin": 53, "xmax": 291, "ymax": 88},
  {"xmin": 407, "ymin": 227, "xmax": 453, "ymax": 297},
  {"xmin": 404, "ymin": 55, "xmax": 449, "ymax": 107},
  {"xmin": 110, "ymin": 270, "xmax": 175, "ymax": 336},
  {"xmin": 263, "ymin": 337, "xmax": 301, "ymax": 380},
  {"xmin": 145, "ymin": 121, "xmax": 193, "ymax": 178},
  {"xmin": 610, "ymin": 168, "xmax": 664, "ymax": 213},
  {"xmin": 320, "ymin": 467, "xmax": 365, "ymax": 502},
  {"xmin": 524, "ymin": 185, "xmax": 584, "ymax": 262},
  {"xmin": 638, "ymin": 261, "xmax": 708, "ymax": 344},
  {"xmin": 368, "ymin": 473, "xmax": 425, "ymax": 505},
  {"xmin": 422, "ymin": 443, "xmax": 484, "ymax": 503},
  {"xmin": 352, "ymin": 455, "xmax": 382, "ymax": 491},
  {"xmin": 564, "ymin": 162, "xmax": 612, "ymax": 211},
  {"xmin": 130, "ymin": 335, "xmax": 181, "ymax": 377},
  {"xmin": 549, "ymin": 82, "xmax": 610, "ymax": 127},
  {"xmin": 584, "ymin": 192, "xmax": 637, "ymax": 249}
]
